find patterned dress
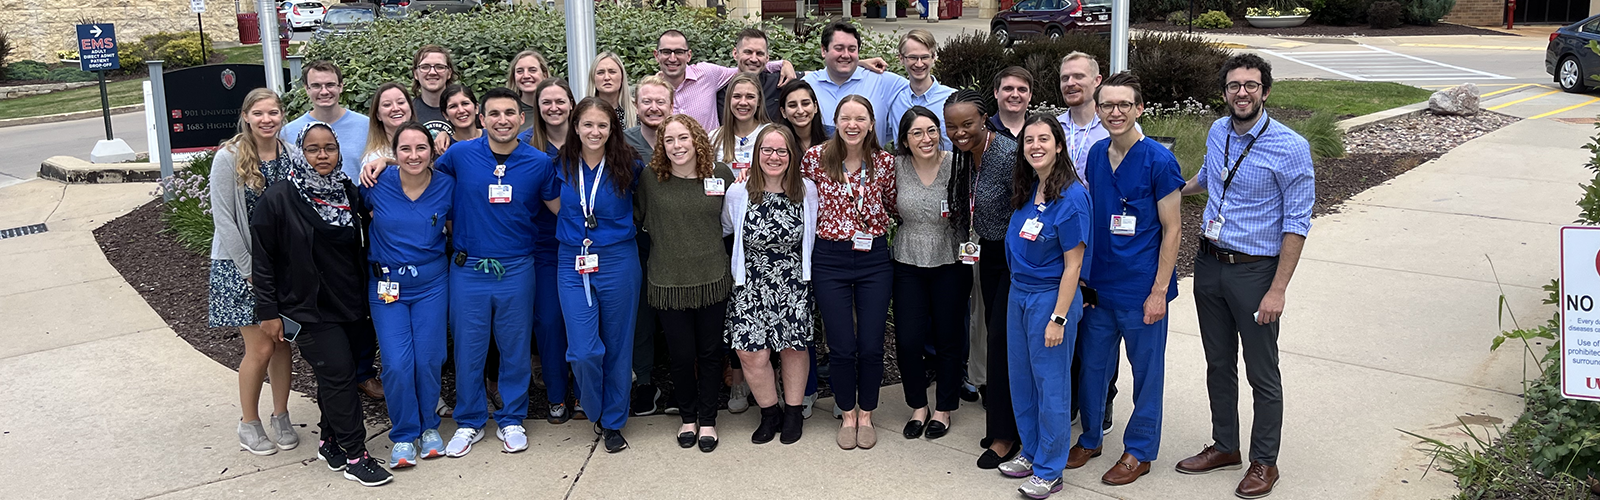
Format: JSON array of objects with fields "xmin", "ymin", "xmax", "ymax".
[
  {"xmin": 725, "ymin": 193, "xmax": 813, "ymax": 352},
  {"xmin": 207, "ymin": 157, "xmax": 292, "ymax": 328}
]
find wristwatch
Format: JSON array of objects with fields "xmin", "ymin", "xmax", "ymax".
[{"xmin": 1050, "ymin": 314, "xmax": 1068, "ymax": 326}]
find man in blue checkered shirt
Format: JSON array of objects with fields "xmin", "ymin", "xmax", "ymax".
[{"xmin": 1172, "ymin": 53, "xmax": 1314, "ymax": 500}]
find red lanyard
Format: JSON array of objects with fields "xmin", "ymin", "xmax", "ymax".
[{"xmin": 311, "ymin": 197, "xmax": 349, "ymax": 210}]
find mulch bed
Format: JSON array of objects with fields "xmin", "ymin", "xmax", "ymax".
[{"xmin": 1135, "ymin": 20, "xmax": 1510, "ymax": 38}]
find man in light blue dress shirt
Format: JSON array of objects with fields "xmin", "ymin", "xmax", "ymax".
[
  {"xmin": 802, "ymin": 21, "xmax": 911, "ymax": 146},
  {"xmin": 886, "ymin": 29, "xmax": 954, "ymax": 151}
]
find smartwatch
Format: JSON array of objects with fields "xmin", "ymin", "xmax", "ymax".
[{"xmin": 1050, "ymin": 314, "xmax": 1068, "ymax": 326}]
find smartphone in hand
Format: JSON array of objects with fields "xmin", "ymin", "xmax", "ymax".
[{"xmin": 280, "ymin": 315, "xmax": 303, "ymax": 342}]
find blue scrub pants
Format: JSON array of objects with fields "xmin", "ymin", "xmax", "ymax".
[
  {"xmin": 1007, "ymin": 285, "xmax": 1082, "ymax": 482},
  {"xmin": 450, "ymin": 254, "xmax": 535, "ymax": 430},
  {"xmin": 1075, "ymin": 306, "xmax": 1167, "ymax": 462},
  {"xmin": 558, "ymin": 241, "xmax": 641, "ymax": 431},
  {"xmin": 813, "ymin": 237, "xmax": 893, "ymax": 412},
  {"xmin": 370, "ymin": 256, "xmax": 449, "ymax": 443},
  {"xmin": 532, "ymin": 248, "xmax": 570, "ymax": 404}
]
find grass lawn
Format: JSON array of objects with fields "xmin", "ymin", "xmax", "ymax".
[
  {"xmin": 1267, "ymin": 80, "xmax": 1433, "ymax": 118},
  {"xmin": 0, "ymin": 78, "xmax": 145, "ymax": 121}
]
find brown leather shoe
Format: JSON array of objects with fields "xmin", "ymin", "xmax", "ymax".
[
  {"xmin": 358, "ymin": 377, "xmax": 385, "ymax": 400},
  {"xmin": 1101, "ymin": 453, "xmax": 1151, "ymax": 485},
  {"xmin": 1234, "ymin": 461, "xmax": 1279, "ymax": 499},
  {"xmin": 1175, "ymin": 444, "xmax": 1243, "ymax": 474},
  {"xmin": 1065, "ymin": 444, "xmax": 1102, "ymax": 469}
]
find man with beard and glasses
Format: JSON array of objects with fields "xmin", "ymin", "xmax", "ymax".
[
  {"xmin": 1173, "ymin": 53, "xmax": 1313, "ymax": 499},
  {"xmin": 654, "ymin": 29, "xmax": 795, "ymax": 131}
]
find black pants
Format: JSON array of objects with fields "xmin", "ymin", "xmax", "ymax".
[
  {"xmin": 1193, "ymin": 252, "xmax": 1283, "ymax": 466},
  {"xmin": 1071, "ymin": 324, "xmax": 1118, "ymax": 430},
  {"xmin": 296, "ymin": 320, "xmax": 373, "ymax": 456},
  {"xmin": 977, "ymin": 238, "xmax": 1019, "ymax": 443},
  {"xmin": 813, "ymin": 237, "xmax": 893, "ymax": 412},
  {"xmin": 351, "ymin": 320, "xmax": 379, "ymax": 382},
  {"xmin": 634, "ymin": 233, "xmax": 661, "ymax": 385},
  {"xmin": 894, "ymin": 261, "xmax": 972, "ymax": 412},
  {"xmin": 659, "ymin": 300, "xmax": 728, "ymax": 426}
]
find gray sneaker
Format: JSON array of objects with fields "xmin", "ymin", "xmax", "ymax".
[
  {"xmin": 1018, "ymin": 475, "xmax": 1064, "ymax": 499},
  {"xmin": 269, "ymin": 412, "xmax": 299, "ymax": 450},
  {"xmin": 238, "ymin": 420, "xmax": 278, "ymax": 456},
  {"xmin": 728, "ymin": 383, "xmax": 751, "ymax": 414},
  {"xmin": 801, "ymin": 393, "xmax": 817, "ymax": 419},
  {"xmin": 998, "ymin": 455, "xmax": 1035, "ymax": 478}
]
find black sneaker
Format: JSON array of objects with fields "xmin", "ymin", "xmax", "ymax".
[
  {"xmin": 342, "ymin": 452, "xmax": 393, "ymax": 487},
  {"xmin": 630, "ymin": 385, "xmax": 660, "ymax": 416},
  {"xmin": 316, "ymin": 439, "xmax": 347, "ymax": 471},
  {"xmin": 602, "ymin": 428, "xmax": 629, "ymax": 453},
  {"xmin": 548, "ymin": 402, "xmax": 571, "ymax": 425}
]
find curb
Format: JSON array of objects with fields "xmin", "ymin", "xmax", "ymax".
[
  {"xmin": 1336, "ymin": 101, "xmax": 1431, "ymax": 132},
  {"xmin": 39, "ymin": 155, "xmax": 165, "ymax": 184},
  {"xmin": 0, "ymin": 104, "xmax": 144, "ymax": 129}
]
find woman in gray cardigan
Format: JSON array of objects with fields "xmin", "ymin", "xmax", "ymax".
[{"xmin": 209, "ymin": 88, "xmax": 301, "ymax": 456}]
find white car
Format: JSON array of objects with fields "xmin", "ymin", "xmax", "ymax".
[{"xmin": 279, "ymin": 1, "xmax": 327, "ymax": 31}]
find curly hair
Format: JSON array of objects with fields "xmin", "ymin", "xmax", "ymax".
[{"xmin": 648, "ymin": 114, "xmax": 716, "ymax": 182}]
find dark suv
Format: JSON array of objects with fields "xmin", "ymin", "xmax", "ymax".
[{"xmin": 991, "ymin": 0, "xmax": 1111, "ymax": 47}]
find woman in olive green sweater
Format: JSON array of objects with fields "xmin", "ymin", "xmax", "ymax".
[{"xmin": 636, "ymin": 114, "xmax": 737, "ymax": 453}]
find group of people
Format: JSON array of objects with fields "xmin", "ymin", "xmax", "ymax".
[{"xmin": 208, "ymin": 21, "xmax": 1312, "ymax": 499}]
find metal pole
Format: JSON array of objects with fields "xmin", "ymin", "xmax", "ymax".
[
  {"xmin": 149, "ymin": 60, "xmax": 175, "ymax": 198},
  {"xmin": 99, "ymin": 70, "xmax": 113, "ymax": 140},
  {"xmin": 198, "ymin": 14, "xmax": 208, "ymax": 61},
  {"xmin": 1109, "ymin": 0, "xmax": 1129, "ymax": 73},
  {"xmin": 1188, "ymin": 0, "xmax": 1194, "ymax": 33},
  {"xmin": 256, "ymin": 0, "xmax": 284, "ymax": 94},
  {"xmin": 565, "ymin": 0, "xmax": 596, "ymax": 99},
  {"xmin": 287, "ymin": 55, "xmax": 305, "ymax": 90}
]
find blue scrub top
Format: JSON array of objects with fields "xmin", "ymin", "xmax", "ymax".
[
  {"xmin": 1005, "ymin": 181, "xmax": 1093, "ymax": 294},
  {"xmin": 1084, "ymin": 137, "xmax": 1185, "ymax": 310},
  {"xmin": 549, "ymin": 158, "xmax": 643, "ymax": 248},
  {"xmin": 361, "ymin": 167, "xmax": 455, "ymax": 266},
  {"xmin": 434, "ymin": 136, "xmax": 556, "ymax": 259},
  {"xmin": 510, "ymin": 134, "xmax": 562, "ymax": 259}
]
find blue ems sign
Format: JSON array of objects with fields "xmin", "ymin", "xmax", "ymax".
[{"xmin": 75, "ymin": 24, "xmax": 120, "ymax": 72}]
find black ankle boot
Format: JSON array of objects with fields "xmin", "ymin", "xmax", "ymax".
[
  {"xmin": 780, "ymin": 404, "xmax": 805, "ymax": 444},
  {"xmin": 751, "ymin": 405, "xmax": 782, "ymax": 444}
]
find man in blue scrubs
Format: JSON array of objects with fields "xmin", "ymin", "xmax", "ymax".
[
  {"xmin": 1071, "ymin": 73, "xmax": 1185, "ymax": 486},
  {"xmin": 437, "ymin": 88, "xmax": 562, "ymax": 458}
]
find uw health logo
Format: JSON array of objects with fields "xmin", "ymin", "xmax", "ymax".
[{"xmin": 220, "ymin": 68, "xmax": 236, "ymax": 90}]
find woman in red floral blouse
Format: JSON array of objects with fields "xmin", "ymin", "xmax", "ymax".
[{"xmin": 800, "ymin": 94, "xmax": 897, "ymax": 451}]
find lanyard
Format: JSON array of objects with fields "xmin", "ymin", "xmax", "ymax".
[
  {"xmin": 1218, "ymin": 118, "xmax": 1270, "ymax": 206},
  {"xmin": 1066, "ymin": 118, "xmax": 1094, "ymax": 168},
  {"xmin": 310, "ymin": 197, "xmax": 349, "ymax": 210},
  {"xmin": 578, "ymin": 158, "xmax": 606, "ymax": 227},
  {"xmin": 966, "ymin": 131, "xmax": 994, "ymax": 238},
  {"xmin": 845, "ymin": 161, "xmax": 869, "ymax": 229}
]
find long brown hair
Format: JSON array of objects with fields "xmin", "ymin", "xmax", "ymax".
[
  {"xmin": 559, "ymin": 97, "xmax": 640, "ymax": 196},
  {"xmin": 1010, "ymin": 113, "xmax": 1081, "ymax": 210},
  {"xmin": 365, "ymin": 82, "xmax": 411, "ymax": 159},
  {"xmin": 220, "ymin": 88, "xmax": 284, "ymax": 191},
  {"xmin": 747, "ymin": 125, "xmax": 804, "ymax": 204},
  {"xmin": 529, "ymin": 78, "xmax": 574, "ymax": 152},
  {"xmin": 712, "ymin": 73, "xmax": 771, "ymax": 162},
  {"xmin": 817, "ymin": 94, "xmax": 883, "ymax": 183},
  {"xmin": 648, "ymin": 114, "xmax": 716, "ymax": 182}
]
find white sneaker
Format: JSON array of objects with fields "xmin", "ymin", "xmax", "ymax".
[
  {"xmin": 444, "ymin": 427, "xmax": 483, "ymax": 458},
  {"xmin": 728, "ymin": 383, "xmax": 751, "ymax": 414},
  {"xmin": 497, "ymin": 424, "xmax": 528, "ymax": 453}
]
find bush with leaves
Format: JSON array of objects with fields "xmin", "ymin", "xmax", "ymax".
[
  {"xmin": 1403, "ymin": 0, "xmax": 1454, "ymax": 25},
  {"xmin": 1011, "ymin": 33, "xmax": 1111, "ymax": 107},
  {"xmin": 1192, "ymin": 10, "xmax": 1235, "ymax": 28},
  {"xmin": 1128, "ymin": 31, "xmax": 1233, "ymax": 110},
  {"xmin": 48, "ymin": 67, "xmax": 94, "ymax": 82},
  {"xmin": 8, "ymin": 60, "xmax": 48, "ymax": 81},
  {"xmin": 295, "ymin": 4, "xmax": 901, "ymax": 115},
  {"xmin": 1313, "ymin": 0, "xmax": 1369, "ymax": 24},
  {"xmin": 138, "ymin": 32, "xmax": 213, "ymax": 69},
  {"xmin": 1167, "ymin": 10, "xmax": 1193, "ymax": 24},
  {"xmin": 158, "ymin": 150, "xmax": 217, "ymax": 254},
  {"xmin": 933, "ymin": 30, "xmax": 1012, "ymax": 92},
  {"xmin": 1366, "ymin": 0, "xmax": 1403, "ymax": 28},
  {"xmin": 0, "ymin": 31, "xmax": 12, "ymax": 81}
]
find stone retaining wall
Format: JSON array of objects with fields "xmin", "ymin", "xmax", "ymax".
[
  {"xmin": 2, "ymin": 2, "xmax": 244, "ymax": 62},
  {"xmin": 0, "ymin": 81, "xmax": 98, "ymax": 99}
]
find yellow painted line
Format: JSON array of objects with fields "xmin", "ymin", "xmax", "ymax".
[
  {"xmin": 1272, "ymin": 41, "xmax": 1308, "ymax": 48},
  {"xmin": 1214, "ymin": 42, "xmax": 1249, "ymax": 49},
  {"xmin": 1399, "ymin": 43, "xmax": 1544, "ymax": 51},
  {"xmin": 1486, "ymin": 89, "xmax": 1562, "ymax": 110},
  {"xmin": 1481, "ymin": 83, "xmax": 1535, "ymax": 97},
  {"xmin": 1529, "ymin": 96, "xmax": 1600, "ymax": 119}
]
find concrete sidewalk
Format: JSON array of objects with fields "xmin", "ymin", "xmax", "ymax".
[{"xmin": 0, "ymin": 116, "xmax": 1585, "ymax": 499}]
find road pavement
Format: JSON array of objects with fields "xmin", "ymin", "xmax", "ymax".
[{"xmin": 0, "ymin": 112, "xmax": 148, "ymax": 189}]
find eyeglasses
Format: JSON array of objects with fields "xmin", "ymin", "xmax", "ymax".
[
  {"xmin": 303, "ymin": 146, "xmax": 337, "ymax": 156},
  {"xmin": 657, "ymin": 48, "xmax": 690, "ymax": 57},
  {"xmin": 1225, "ymin": 81, "xmax": 1263, "ymax": 94},
  {"xmin": 759, "ymin": 147, "xmax": 790, "ymax": 157},
  {"xmin": 415, "ymin": 64, "xmax": 450, "ymax": 74},
  {"xmin": 1099, "ymin": 101, "xmax": 1138, "ymax": 114},
  {"xmin": 307, "ymin": 82, "xmax": 341, "ymax": 92},
  {"xmin": 900, "ymin": 54, "xmax": 933, "ymax": 63}
]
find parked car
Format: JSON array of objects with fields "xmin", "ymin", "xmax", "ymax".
[
  {"xmin": 278, "ymin": 1, "xmax": 327, "ymax": 31},
  {"xmin": 1547, "ymin": 13, "xmax": 1600, "ymax": 92},
  {"xmin": 379, "ymin": 0, "xmax": 480, "ymax": 17},
  {"xmin": 990, "ymin": 0, "xmax": 1111, "ymax": 47},
  {"xmin": 312, "ymin": 3, "xmax": 379, "ymax": 42}
]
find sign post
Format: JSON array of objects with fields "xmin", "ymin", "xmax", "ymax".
[
  {"xmin": 76, "ymin": 23, "xmax": 120, "ymax": 140},
  {"xmin": 192, "ymin": 0, "xmax": 208, "ymax": 61},
  {"xmin": 1561, "ymin": 226, "xmax": 1600, "ymax": 401}
]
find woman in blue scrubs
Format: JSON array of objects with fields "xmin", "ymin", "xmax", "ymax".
[
  {"xmin": 546, "ymin": 97, "xmax": 645, "ymax": 453},
  {"xmin": 996, "ymin": 114, "xmax": 1093, "ymax": 500},
  {"xmin": 516, "ymin": 79, "xmax": 577, "ymax": 423},
  {"xmin": 361, "ymin": 123, "xmax": 454, "ymax": 467}
]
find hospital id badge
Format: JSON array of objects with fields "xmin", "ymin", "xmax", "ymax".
[
  {"xmin": 941, "ymin": 200, "xmax": 950, "ymax": 218},
  {"xmin": 1203, "ymin": 215, "xmax": 1224, "ymax": 240},
  {"xmin": 959, "ymin": 241, "xmax": 981, "ymax": 264},
  {"xmin": 852, "ymin": 231, "xmax": 874, "ymax": 252},
  {"xmin": 1019, "ymin": 218, "xmax": 1044, "ymax": 241},
  {"xmin": 704, "ymin": 178, "xmax": 726, "ymax": 196},
  {"xmin": 1111, "ymin": 214, "xmax": 1137, "ymax": 236},
  {"xmin": 489, "ymin": 184, "xmax": 513, "ymax": 204},
  {"xmin": 378, "ymin": 281, "xmax": 400, "ymax": 303},
  {"xmin": 575, "ymin": 253, "xmax": 599, "ymax": 274}
]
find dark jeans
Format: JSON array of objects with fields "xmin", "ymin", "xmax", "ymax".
[
  {"xmin": 296, "ymin": 320, "xmax": 373, "ymax": 456},
  {"xmin": 978, "ymin": 238, "xmax": 1019, "ymax": 443},
  {"xmin": 894, "ymin": 261, "xmax": 972, "ymax": 412},
  {"xmin": 659, "ymin": 300, "xmax": 728, "ymax": 427},
  {"xmin": 634, "ymin": 233, "xmax": 661, "ymax": 386},
  {"xmin": 813, "ymin": 237, "xmax": 893, "ymax": 412},
  {"xmin": 1193, "ymin": 252, "xmax": 1283, "ymax": 466}
]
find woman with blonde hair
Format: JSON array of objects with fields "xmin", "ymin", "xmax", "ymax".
[
  {"xmin": 587, "ymin": 52, "xmax": 638, "ymax": 128},
  {"xmin": 709, "ymin": 73, "xmax": 771, "ymax": 172},
  {"xmin": 209, "ymin": 87, "xmax": 300, "ymax": 456},
  {"xmin": 362, "ymin": 82, "xmax": 413, "ymax": 166},
  {"xmin": 507, "ymin": 50, "xmax": 552, "ymax": 130}
]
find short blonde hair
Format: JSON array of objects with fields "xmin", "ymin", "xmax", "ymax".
[
  {"xmin": 899, "ymin": 29, "xmax": 938, "ymax": 56},
  {"xmin": 1060, "ymin": 51, "xmax": 1100, "ymax": 77},
  {"xmin": 635, "ymin": 75, "xmax": 676, "ymax": 106}
]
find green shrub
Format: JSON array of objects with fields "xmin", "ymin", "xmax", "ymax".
[
  {"xmin": 1281, "ymin": 112, "xmax": 1344, "ymax": 159},
  {"xmin": 1313, "ymin": 0, "xmax": 1369, "ymax": 24},
  {"xmin": 933, "ymin": 30, "xmax": 1011, "ymax": 92},
  {"xmin": 297, "ymin": 5, "xmax": 900, "ymax": 115},
  {"xmin": 47, "ymin": 67, "xmax": 94, "ymax": 82},
  {"xmin": 1167, "ymin": 10, "xmax": 1192, "ymax": 24},
  {"xmin": 1134, "ymin": 0, "xmax": 1193, "ymax": 21},
  {"xmin": 1403, "ymin": 0, "xmax": 1454, "ymax": 25},
  {"xmin": 136, "ymin": 31, "xmax": 213, "ymax": 69},
  {"xmin": 1128, "ymin": 31, "xmax": 1234, "ymax": 110},
  {"xmin": 1367, "ymin": 0, "xmax": 1403, "ymax": 27},
  {"xmin": 159, "ymin": 149, "xmax": 216, "ymax": 254},
  {"xmin": 1192, "ymin": 10, "xmax": 1234, "ymax": 28},
  {"xmin": 8, "ymin": 60, "xmax": 49, "ymax": 80},
  {"xmin": 116, "ymin": 41, "xmax": 146, "ymax": 73},
  {"xmin": 1009, "ymin": 33, "xmax": 1111, "ymax": 106},
  {"xmin": 0, "ymin": 31, "xmax": 12, "ymax": 81}
]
